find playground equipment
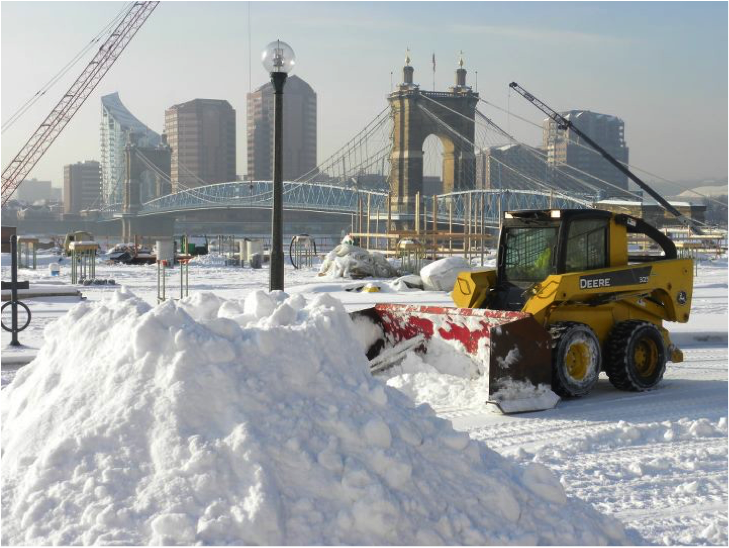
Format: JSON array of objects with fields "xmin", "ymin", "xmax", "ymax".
[
  {"xmin": 156, "ymin": 255, "xmax": 190, "ymax": 304},
  {"xmin": 63, "ymin": 231, "xmax": 94, "ymax": 255},
  {"xmin": 397, "ymin": 238, "xmax": 426, "ymax": 273},
  {"xmin": 69, "ymin": 241, "xmax": 99, "ymax": 284},
  {"xmin": 16, "ymin": 237, "xmax": 38, "ymax": 269},
  {"xmin": 289, "ymin": 234, "xmax": 317, "ymax": 269},
  {"xmin": 181, "ymin": 234, "xmax": 208, "ymax": 256}
]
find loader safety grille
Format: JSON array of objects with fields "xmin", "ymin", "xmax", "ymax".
[{"xmin": 503, "ymin": 227, "xmax": 559, "ymax": 282}]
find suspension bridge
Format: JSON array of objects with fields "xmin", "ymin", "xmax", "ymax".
[{"xmin": 111, "ymin": 59, "xmax": 608, "ymax": 239}]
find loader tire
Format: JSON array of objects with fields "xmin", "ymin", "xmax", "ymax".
[
  {"xmin": 605, "ymin": 321, "xmax": 666, "ymax": 391},
  {"xmin": 549, "ymin": 322, "xmax": 601, "ymax": 398}
]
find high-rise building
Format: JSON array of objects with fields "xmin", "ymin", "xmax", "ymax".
[
  {"xmin": 164, "ymin": 99, "xmax": 236, "ymax": 191},
  {"xmin": 475, "ymin": 144, "xmax": 547, "ymax": 191},
  {"xmin": 16, "ymin": 178, "xmax": 53, "ymax": 203},
  {"xmin": 64, "ymin": 161, "xmax": 101, "ymax": 214},
  {"xmin": 100, "ymin": 93, "xmax": 161, "ymax": 207},
  {"xmin": 543, "ymin": 110, "xmax": 629, "ymax": 196},
  {"xmin": 247, "ymin": 75, "xmax": 317, "ymax": 181}
]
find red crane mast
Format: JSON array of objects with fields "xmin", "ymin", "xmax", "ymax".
[{"xmin": 1, "ymin": 1, "xmax": 159, "ymax": 206}]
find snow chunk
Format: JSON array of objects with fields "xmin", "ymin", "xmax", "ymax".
[
  {"xmin": 318, "ymin": 244, "xmax": 397, "ymax": 279},
  {"xmin": 419, "ymin": 257, "xmax": 472, "ymax": 291},
  {"xmin": 522, "ymin": 462, "xmax": 568, "ymax": 505}
]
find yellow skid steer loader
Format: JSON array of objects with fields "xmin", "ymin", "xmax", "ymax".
[{"xmin": 356, "ymin": 209, "xmax": 693, "ymax": 413}]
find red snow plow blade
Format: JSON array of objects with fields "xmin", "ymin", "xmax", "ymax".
[{"xmin": 354, "ymin": 304, "xmax": 558, "ymax": 413}]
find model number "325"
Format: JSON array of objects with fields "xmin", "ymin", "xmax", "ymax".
[{"xmin": 638, "ymin": 276, "xmax": 649, "ymax": 284}]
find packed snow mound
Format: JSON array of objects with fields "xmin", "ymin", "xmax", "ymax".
[
  {"xmin": 420, "ymin": 256, "xmax": 472, "ymax": 291},
  {"xmin": 188, "ymin": 253, "xmax": 227, "ymax": 266},
  {"xmin": 2, "ymin": 289, "xmax": 634, "ymax": 545},
  {"xmin": 318, "ymin": 243, "xmax": 398, "ymax": 279}
]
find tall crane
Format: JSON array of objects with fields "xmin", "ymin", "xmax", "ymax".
[
  {"xmin": 1, "ymin": 1, "xmax": 159, "ymax": 206},
  {"xmin": 509, "ymin": 81, "xmax": 703, "ymax": 234}
]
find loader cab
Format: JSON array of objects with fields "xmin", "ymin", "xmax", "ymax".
[
  {"xmin": 492, "ymin": 209, "xmax": 678, "ymax": 311},
  {"xmin": 493, "ymin": 210, "xmax": 609, "ymax": 310}
]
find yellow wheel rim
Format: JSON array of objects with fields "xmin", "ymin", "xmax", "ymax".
[
  {"xmin": 633, "ymin": 337, "xmax": 659, "ymax": 378},
  {"xmin": 565, "ymin": 341, "xmax": 591, "ymax": 381}
]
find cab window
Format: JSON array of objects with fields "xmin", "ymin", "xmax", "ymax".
[
  {"xmin": 503, "ymin": 226, "xmax": 559, "ymax": 283},
  {"xmin": 565, "ymin": 219, "xmax": 608, "ymax": 272}
]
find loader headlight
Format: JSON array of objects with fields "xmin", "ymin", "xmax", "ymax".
[{"xmin": 550, "ymin": 210, "xmax": 561, "ymax": 218}]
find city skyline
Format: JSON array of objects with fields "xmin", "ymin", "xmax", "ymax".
[{"xmin": 1, "ymin": 1, "xmax": 727, "ymax": 190}]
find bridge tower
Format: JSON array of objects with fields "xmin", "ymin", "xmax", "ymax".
[{"xmin": 388, "ymin": 51, "xmax": 478, "ymax": 224}]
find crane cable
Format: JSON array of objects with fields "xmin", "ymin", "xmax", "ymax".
[
  {"xmin": 1, "ymin": 2, "xmax": 135, "ymax": 134},
  {"xmin": 419, "ymin": 92, "xmax": 706, "ymax": 223},
  {"xmin": 478, "ymin": 96, "xmax": 727, "ymax": 208},
  {"xmin": 421, "ymin": 97, "xmax": 714, "ymax": 229}
]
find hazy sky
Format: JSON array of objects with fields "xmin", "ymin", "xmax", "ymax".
[{"xmin": 2, "ymin": 1, "xmax": 727, "ymax": 188}]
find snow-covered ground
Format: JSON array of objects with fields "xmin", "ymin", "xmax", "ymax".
[{"xmin": 2, "ymin": 251, "xmax": 727, "ymax": 545}]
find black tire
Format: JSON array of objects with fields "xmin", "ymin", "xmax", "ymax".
[
  {"xmin": 605, "ymin": 321, "xmax": 666, "ymax": 391},
  {"xmin": 549, "ymin": 322, "xmax": 601, "ymax": 398}
]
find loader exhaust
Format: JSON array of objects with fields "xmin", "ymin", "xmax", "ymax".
[{"xmin": 352, "ymin": 304, "xmax": 559, "ymax": 413}]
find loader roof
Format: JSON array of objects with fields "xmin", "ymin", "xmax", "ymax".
[{"xmin": 505, "ymin": 209, "xmax": 615, "ymax": 221}]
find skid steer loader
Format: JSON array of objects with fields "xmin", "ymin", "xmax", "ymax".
[{"xmin": 355, "ymin": 209, "xmax": 693, "ymax": 413}]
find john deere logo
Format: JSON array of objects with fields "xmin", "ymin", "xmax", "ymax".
[{"xmin": 579, "ymin": 266, "xmax": 652, "ymax": 291}]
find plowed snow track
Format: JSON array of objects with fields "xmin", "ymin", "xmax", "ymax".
[{"xmin": 433, "ymin": 347, "xmax": 728, "ymax": 545}]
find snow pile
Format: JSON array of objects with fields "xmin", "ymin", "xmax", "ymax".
[
  {"xmin": 2, "ymin": 289, "xmax": 633, "ymax": 545},
  {"xmin": 188, "ymin": 253, "xmax": 227, "ymax": 267},
  {"xmin": 420, "ymin": 256, "xmax": 472, "ymax": 291},
  {"xmin": 389, "ymin": 274, "xmax": 424, "ymax": 291},
  {"xmin": 318, "ymin": 243, "xmax": 397, "ymax": 279}
]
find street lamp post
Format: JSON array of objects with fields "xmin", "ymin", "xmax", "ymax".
[{"xmin": 262, "ymin": 40, "xmax": 295, "ymax": 291}]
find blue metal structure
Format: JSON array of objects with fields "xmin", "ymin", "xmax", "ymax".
[{"xmin": 104, "ymin": 180, "xmax": 592, "ymax": 227}]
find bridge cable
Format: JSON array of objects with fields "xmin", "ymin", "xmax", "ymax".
[
  {"xmin": 418, "ymin": 92, "xmax": 663, "ymax": 207},
  {"xmin": 417, "ymin": 102, "xmax": 612, "ymax": 209},
  {"xmin": 421, "ymin": 101, "xmax": 714, "ymax": 228}
]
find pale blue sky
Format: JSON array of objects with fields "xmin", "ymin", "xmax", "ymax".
[{"xmin": 2, "ymin": 1, "xmax": 727, "ymax": 187}]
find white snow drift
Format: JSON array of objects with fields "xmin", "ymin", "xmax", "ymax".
[
  {"xmin": 2, "ymin": 288, "xmax": 634, "ymax": 545},
  {"xmin": 318, "ymin": 243, "xmax": 397, "ymax": 279},
  {"xmin": 419, "ymin": 256, "xmax": 472, "ymax": 292}
]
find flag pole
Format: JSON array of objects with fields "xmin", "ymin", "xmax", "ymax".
[{"xmin": 432, "ymin": 53, "xmax": 436, "ymax": 91}]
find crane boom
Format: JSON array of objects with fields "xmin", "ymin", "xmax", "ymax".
[
  {"xmin": 1, "ymin": 1, "xmax": 159, "ymax": 206},
  {"xmin": 508, "ymin": 81, "xmax": 703, "ymax": 234}
]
